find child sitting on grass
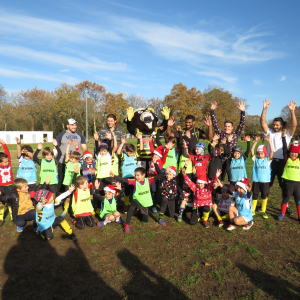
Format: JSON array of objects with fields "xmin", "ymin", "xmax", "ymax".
[
  {"xmin": 0, "ymin": 138, "xmax": 16, "ymax": 225},
  {"xmin": 110, "ymin": 166, "xmax": 162, "ymax": 234},
  {"xmin": 93, "ymin": 182, "xmax": 124, "ymax": 227},
  {"xmin": 182, "ymin": 166, "xmax": 222, "ymax": 228},
  {"xmin": 251, "ymin": 136, "xmax": 273, "ymax": 219},
  {"xmin": 211, "ymin": 180, "xmax": 235, "ymax": 227},
  {"xmin": 221, "ymin": 178, "xmax": 254, "ymax": 231},
  {"xmin": 15, "ymin": 137, "xmax": 37, "ymax": 192},
  {"xmin": 34, "ymin": 176, "xmax": 77, "ymax": 241},
  {"xmin": 12, "ymin": 178, "xmax": 37, "ymax": 232},
  {"xmin": 61, "ymin": 139, "xmax": 81, "ymax": 217},
  {"xmin": 33, "ymin": 138, "xmax": 62, "ymax": 197}
]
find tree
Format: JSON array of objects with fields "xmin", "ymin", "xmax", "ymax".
[
  {"xmin": 280, "ymin": 105, "xmax": 300, "ymax": 138},
  {"xmin": 147, "ymin": 97, "xmax": 166, "ymax": 123},
  {"xmin": 202, "ymin": 86, "xmax": 246, "ymax": 132},
  {"xmin": 75, "ymin": 81, "xmax": 106, "ymax": 133},
  {"xmin": 0, "ymin": 86, "xmax": 16, "ymax": 131},
  {"xmin": 244, "ymin": 115, "xmax": 261, "ymax": 136},
  {"xmin": 126, "ymin": 94, "xmax": 147, "ymax": 111},
  {"xmin": 164, "ymin": 83, "xmax": 204, "ymax": 129}
]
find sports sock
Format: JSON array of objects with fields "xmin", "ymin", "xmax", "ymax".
[
  {"xmin": 7, "ymin": 204, "xmax": 12, "ymax": 219},
  {"xmin": 221, "ymin": 214, "xmax": 229, "ymax": 220},
  {"xmin": 178, "ymin": 207, "xmax": 184, "ymax": 216},
  {"xmin": 203, "ymin": 211, "xmax": 210, "ymax": 221},
  {"xmin": 297, "ymin": 205, "xmax": 300, "ymax": 218},
  {"xmin": 281, "ymin": 203, "xmax": 288, "ymax": 215},
  {"xmin": 252, "ymin": 200, "xmax": 258, "ymax": 213},
  {"xmin": 159, "ymin": 212, "xmax": 164, "ymax": 219},
  {"xmin": 124, "ymin": 195, "xmax": 130, "ymax": 206},
  {"xmin": 63, "ymin": 202, "xmax": 70, "ymax": 212},
  {"xmin": 217, "ymin": 216, "xmax": 222, "ymax": 221},
  {"xmin": 0, "ymin": 204, "xmax": 5, "ymax": 221},
  {"xmin": 261, "ymin": 198, "xmax": 268, "ymax": 213},
  {"xmin": 247, "ymin": 220, "xmax": 252, "ymax": 225},
  {"xmin": 96, "ymin": 208, "xmax": 101, "ymax": 215},
  {"xmin": 60, "ymin": 220, "xmax": 72, "ymax": 235},
  {"xmin": 103, "ymin": 217, "xmax": 111, "ymax": 225},
  {"xmin": 115, "ymin": 216, "xmax": 120, "ymax": 222}
]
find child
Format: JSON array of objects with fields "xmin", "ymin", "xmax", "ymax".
[
  {"xmin": 110, "ymin": 167, "xmax": 162, "ymax": 233},
  {"xmin": 223, "ymin": 178, "xmax": 254, "ymax": 231},
  {"xmin": 278, "ymin": 134, "xmax": 300, "ymax": 221},
  {"xmin": 228, "ymin": 136, "xmax": 251, "ymax": 185},
  {"xmin": 71, "ymin": 175, "xmax": 95, "ymax": 230},
  {"xmin": 61, "ymin": 139, "xmax": 82, "ymax": 217},
  {"xmin": 0, "ymin": 138, "xmax": 16, "ymax": 225},
  {"xmin": 15, "ymin": 137, "xmax": 37, "ymax": 192},
  {"xmin": 117, "ymin": 134, "xmax": 143, "ymax": 213},
  {"xmin": 181, "ymin": 167, "xmax": 222, "ymax": 228},
  {"xmin": 82, "ymin": 150, "xmax": 96, "ymax": 188},
  {"xmin": 12, "ymin": 178, "xmax": 37, "ymax": 232},
  {"xmin": 93, "ymin": 182, "xmax": 124, "ymax": 227},
  {"xmin": 33, "ymin": 138, "xmax": 62, "ymax": 196},
  {"xmin": 211, "ymin": 180, "xmax": 235, "ymax": 227},
  {"xmin": 34, "ymin": 181, "xmax": 77, "ymax": 240},
  {"xmin": 251, "ymin": 136, "xmax": 273, "ymax": 219}
]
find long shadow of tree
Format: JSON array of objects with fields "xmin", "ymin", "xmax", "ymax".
[
  {"xmin": 236, "ymin": 263, "xmax": 300, "ymax": 300},
  {"xmin": 117, "ymin": 249, "xmax": 190, "ymax": 300},
  {"xmin": 2, "ymin": 226, "xmax": 122, "ymax": 300}
]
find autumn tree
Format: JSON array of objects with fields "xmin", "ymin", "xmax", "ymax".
[
  {"xmin": 244, "ymin": 115, "xmax": 261, "ymax": 136},
  {"xmin": 75, "ymin": 81, "xmax": 106, "ymax": 133},
  {"xmin": 164, "ymin": 83, "xmax": 204, "ymax": 129},
  {"xmin": 126, "ymin": 94, "xmax": 147, "ymax": 111},
  {"xmin": 280, "ymin": 104, "xmax": 300, "ymax": 138},
  {"xmin": 147, "ymin": 97, "xmax": 166, "ymax": 123},
  {"xmin": 202, "ymin": 86, "xmax": 247, "ymax": 132},
  {"xmin": 0, "ymin": 87, "xmax": 16, "ymax": 131}
]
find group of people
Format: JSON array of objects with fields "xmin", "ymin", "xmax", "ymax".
[{"xmin": 0, "ymin": 99, "xmax": 298, "ymax": 239}]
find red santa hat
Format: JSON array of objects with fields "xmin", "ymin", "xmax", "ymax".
[
  {"xmin": 153, "ymin": 145, "xmax": 164, "ymax": 158},
  {"xmin": 82, "ymin": 151, "xmax": 93, "ymax": 160},
  {"xmin": 289, "ymin": 141, "xmax": 300, "ymax": 154},
  {"xmin": 104, "ymin": 185, "xmax": 116, "ymax": 194},
  {"xmin": 235, "ymin": 178, "xmax": 250, "ymax": 192},
  {"xmin": 169, "ymin": 166, "xmax": 177, "ymax": 175},
  {"xmin": 256, "ymin": 145, "xmax": 267, "ymax": 156},
  {"xmin": 197, "ymin": 179, "xmax": 208, "ymax": 184}
]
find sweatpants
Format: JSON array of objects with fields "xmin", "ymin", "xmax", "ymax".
[
  {"xmin": 126, "ymin": 199, "xmax": 149, "ymax": 224},
  {"xmin": 15, "ymin": 209, "xmax": 37, "ymax": 227},
  {"xmin": 159, "ymin": 197, "xmax": 176, "ymax": 218},
  {"xmin": 74, "ymin": 215, "xmax": 95, "ymax": 230}
]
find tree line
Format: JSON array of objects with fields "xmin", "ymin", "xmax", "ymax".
[{"xmin": 0, "ymin": 81, "xmax": 297, "ymax": 138}]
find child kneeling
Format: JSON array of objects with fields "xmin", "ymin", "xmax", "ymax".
[{"xmin": 94, "ymin": 182, "xmax": 124, "ymax": 227}]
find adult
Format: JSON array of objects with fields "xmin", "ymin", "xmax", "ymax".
[
  {"xmin": 260, "ymin": 99, "xmax": 297, "ymax": 189},
  {"xmin": 210, "ymin": 101, "xmax": 246, "ymax": 151},
  {"xmin": 166, "ymin": 115, "xmax": 213, "ymax": 155},
  {"xmin": 56, "ymin": 118, "xmax": 87, "ymax": 192},
  {"xmin": 94, "ymin": 114, "xmax": 126, "ymax": 157}
]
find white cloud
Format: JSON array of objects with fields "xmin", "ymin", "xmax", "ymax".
[
  {"xmin": 0, "ymin": 67, "xmax": 78, "ymax": 84},
  {"xmin": 253, "ymin": 79, "xmax": 262, "ymax": 85},
  {"xmin": 121, "ymin": 82, "xmax": 137, "ymax": 88},
  {"xmin": 196, "ymin": 71, "xmax": 237, "ymax": 83},
  {"xmin": 280, "ymin": 76, "xmax": 286, "ymax": 81},
  {"xmin": 0, "ymin": 45, "xmax": 128, "ymax": 72},
  {"xmin": 60, "ymin": 69, "xmax": 70, "ymax": 72}
]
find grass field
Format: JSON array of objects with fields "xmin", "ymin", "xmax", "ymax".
[{"xmin": 1, "ymin": 139, "xmax": 300, "ymax": 300}]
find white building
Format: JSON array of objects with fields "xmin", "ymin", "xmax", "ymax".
[{"xmin": 0, "ymin": 131, "xmax": 53, "ymax": 144}]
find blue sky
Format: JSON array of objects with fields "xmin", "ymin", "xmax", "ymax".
[{"xmin": 0, "ymin": 0, "xmax": 299, "ymax": 120}]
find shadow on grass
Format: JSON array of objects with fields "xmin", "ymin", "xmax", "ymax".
[
  {"xmin": 117, "ymin": 249, "xmax": 189, "ymax": 300},
  {"xmin": 2, "ymin": 227, "xmax": 122, "ymax": 300},
  {"xmin": 236, "ymin": 262, "xmax": 300, "ymax": 300}
]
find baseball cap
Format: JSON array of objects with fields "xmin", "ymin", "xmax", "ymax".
[{"xmin": 68, "ymin": 118, "xmax": 77, "ymax": 125}]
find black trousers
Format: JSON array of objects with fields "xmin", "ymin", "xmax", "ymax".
[
  {"xmin": 15, "ymin": 209, "xmax": 37, "ymax": 227},
  {"xmin": 160, "ymin": 197, "xmax": 175, "ymax": 218},
  {"xmin": 270, "ymin": 159, "xmax": 285, "ymax": 188},
  {"xmin": 126, "ymin": 199, "xmax": 148, "ymax": 225},
  {"xmin": 190, "ymin": 206, "xmax": 210, "ymax": 225},
  {"xmin": 41, "ymin": 216, "xmax": 64, "ymax": 240},
  {"xmin": 74, "ymin": 215, "xmax": 94, "ymax": 230},
  {"xmin": 57, "ymin": 162, "xmax": 66, "ymax": 193}
]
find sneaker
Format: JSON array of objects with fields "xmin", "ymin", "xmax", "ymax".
[
  {"xmin": 227, "ymin": 224, "xmax": 237, "ymax": 231},
  {"xmin": 158, "ymin": 218, "xmax": 167, "ymax": 226},
  {"xmin": 33, "ymin": 227, "xmax": 40, "ymax": 234},
  {"xmin": 218, "ymin": 220, "xmax": 224, "ymax": 227},
  {"xmin": 97, "ymin": 221, "xmax": 105, "ymax": 227},
  {"xmin": 123, "ymin": 223, "xmax": 130, "ymax": 233},
  {"xmin": 123, "ymin": 205, "xmax": 129, "ymax": 214},
  {"xmin": 152, "ymin": 207, "xmax": 158, "ymax": 213},
  {"xmin": 286, "ymin": 207, "xmax": 293, "ymax": 215},
  {"xmin": 278, "ymin": 214, "xmax": 285, "ymax": 221},
  {"xmin": 70, "ymin": 233, "xmax": 78, "ymax": 241},
  {"xmin": 243, "ymin": 221, "xmax": 254, "ymax": 230},
  {"xmin": 0, "ymin": 220, "xmax": 3, "ymax": 226},
  {"xmin": 203, "ymin": 221, "xmax": 209, "ymax": 228},
  {"xmin": 61, "ymin": 211, "xmax": 67, "ymax": 217},
  {"xmin": 177, "ymin": 215, "xmax": 182, "ymax": 222},
  {"xmin": 17, "ymin": 226, "xmax": 24, "ymax": 232},
  {"xmin": 262, "ymin": 212, "xmax": 268, "ymax": 219}
]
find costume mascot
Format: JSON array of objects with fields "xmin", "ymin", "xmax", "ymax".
[{"xmin": 124, "ymin": 106, "xmax": 170, "ymax": 170}]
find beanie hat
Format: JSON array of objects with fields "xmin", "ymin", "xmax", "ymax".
[
  {"xmin": 256, "ymin": 145, "xmax": 267, "ymax": 156},
  {"xmin": 233, "ymin": 145, "xmax": 244, "ymax": 155},
  {"xmin": 289, "ymin": 141, "xmax": 300, "ymax": 154},
  {"xmin": 235, "ymin": 178, "xmax": 250, "ymax": 192},
  {"xmin": 82, "ymin": 151, "xmax": 93, "ymax": 160},
  {"xmin": 33, "ymin": 189, "xmax": 53, "ymax": 202},
  {"xmin": 195, "ymin": 142, "xmax": 206, "ymax": 153},
  {"xmin": 197, "ymin": 179, "xmax": 208, "ymax": 184},
  {"xmin": 104, "ymin": 185, "xmax": 116, "ymax": 194},
  {"xmin": 169, "ymin": 166, "xmax": 177, "ymax": 175},
  {"xmin": 153, "ymin": 145, "xmax": 164, "ymax": 158},
  {"xmin": 99, "ymin": 142, "xmax": 108, "ymax": 150}
]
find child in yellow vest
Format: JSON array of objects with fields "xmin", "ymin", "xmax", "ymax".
[{"xmin": 61, "ymin": 139, "xmax": 81, "ymax": 217}]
